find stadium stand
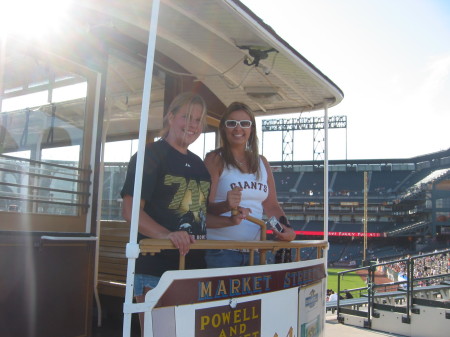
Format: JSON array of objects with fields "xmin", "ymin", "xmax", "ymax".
[
  {"xmin": 370, "ymin": 170, "xmax": 411, "ymax": 195},
  {"xmin": 274, "ymin": 172, "xmax": 300, "ymax": 192},
  {"xmin": 332, "ymin": 171, "xmax": 364, "ymax": 195},
  {"xmin": 296, "ymin": 171, "xmax": 325, "ymax": 195},
  {"xmin": 367, "ymin": 222, "xmax": 391, "ymax": 233},
  {"xmin": 302, "ymin": 220, "xmax": 325, "ymax": 231},
  {"xmin": 328, "ymin": 243, "xmax": 347, "ymax": 263},
  {"xmin": 292, "ymin": 152, "xmax": 448, "ymax": 262}
]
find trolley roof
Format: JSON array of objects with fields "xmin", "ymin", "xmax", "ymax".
[{"xmin": 2, "ymin": 0, "xmax": 343, "ymax": 145}]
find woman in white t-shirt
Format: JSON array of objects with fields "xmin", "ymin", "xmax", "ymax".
[
  {"xmin": 329, "ymin": 291, "xmax": 339, "ymax": 302},
  {"xmin": 204, "ymin": 102, "xmax": 296, "ymax": 268}
]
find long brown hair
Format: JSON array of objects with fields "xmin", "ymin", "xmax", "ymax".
[
  {"xmin": 217, "ymin": 102, "xmax": 260, "ymax": 176},
  {"xmin": 159, "ymin": 92, "xmax": 207, "ymax": 139}
]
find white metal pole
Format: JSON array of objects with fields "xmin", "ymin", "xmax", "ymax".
[
  {"xmin": 122, "ymin": 1, "xmax": 161, "ymax": 336},
  {"xmin": 323, "ymin": 100, "xmax": 330, "ymax": 334},
  {"xmin": 323, "ymin": 102, "xmax": 329, "ymax": 242}
]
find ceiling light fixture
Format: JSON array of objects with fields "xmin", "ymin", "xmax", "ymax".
[{"xmin": 244, "ymin": 86, "xmax": 281, "ymax": 103}]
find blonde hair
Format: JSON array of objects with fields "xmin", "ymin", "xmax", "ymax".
[
  {"xmin": 159, "ymin": 92, "xmax": 207, "ymax": 139},
  {"xmin": 217, "ymin": 102, "xmax": 260, "ymax": 176}
]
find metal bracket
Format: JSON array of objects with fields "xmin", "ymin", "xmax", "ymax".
[
  {"xmin": 123, "ymin": 302, "xmax": 152, "ymax": 314},
  {"xmin": 126, "ymin": 242, "xmax": 140, "ymax": 259}
]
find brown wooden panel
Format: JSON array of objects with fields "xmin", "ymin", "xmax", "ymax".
[
  {"xmin": 98, "ymin": 221, "xmax": 129, "ymax": 297},
  {"xmin": 98, "ymin": 250, "xmax": 126, "ymax": 259},
  {"xmin": 98, "ymin": 272, "xmax": 127, "ymax": 283},
  {"xmin": 99, "ymin": 262, "xmax": 127, "ymax": 275},
  {"xmin": 100, "ymin": 233, "xmax": 129, "ymax": 240},
  {"xmin": 99, "ymin": 256, "xmax": 127, "ymax": 265},
  {"xmin": 0, "ymin": 234, "xmax": 95, "ymax": 337},
  {"xmin": 0, "ymin": 212, "xmax": 86, "ymax": 232},
  {"xmin": 99, "ymin": 245, "xmax": 121, "ymax": 252},
  {"xmin": 97, "ymin": 282, "xmax": 126, "ymax": 298}
]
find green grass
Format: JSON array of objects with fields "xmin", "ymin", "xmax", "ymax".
[{"xmin": 327, "ymin": 268, "xmax": 367, "ymax": 297}]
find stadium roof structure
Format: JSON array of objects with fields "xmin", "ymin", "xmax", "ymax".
[{"xmin": 269, "ymin": 147, "xmax": 450, "ymax": 169}]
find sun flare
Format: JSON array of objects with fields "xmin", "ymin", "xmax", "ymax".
[{"xmin": 0, "ymin": 0, "xmax": 73, "ymax": 37}]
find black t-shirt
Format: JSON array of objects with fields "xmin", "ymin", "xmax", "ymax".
[{"xmin": 121, "ymin": 139, "xmax": 210, "ymax": 276}]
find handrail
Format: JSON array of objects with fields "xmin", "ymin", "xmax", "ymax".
[
  {"xmin": 231, "ymin": 207, "xmax": 266, "ymax": 241},
  {"xmin": 0, "ymin": 161, "xmax": 82, "ymax": 178},
  {"xmin": 0, "ymin": 166, "xmax": 90, "ymax": 184},
  {"xmin": 41, "ymin": 235, "xmax": 98, "ymax": 241},
  {"xmin": 0, "ymin": 195, "xmax": 89, "ymax": 208},
  {"xmin": 245, "ymin": 215, "xmax": 267, "ymax": 241},
  {"xmin": 336, "ymin": 248, "xmax": 450, "ymax": 324},
  {"xmin": 139, "ymin": 239, "xmax": 328, "ymax": 270},
  {"xmin": 0, "ymin": 155, "xmax": 92, "ymax": 213},
  {"xmin": 0, "ymin": 181, "xmax": 90, "ymax": 196},
  {"xmin": 0, "ymin": 153, "xmax": 90, "ymax": 172}
]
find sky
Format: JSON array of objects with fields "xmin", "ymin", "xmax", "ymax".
[{"xmin": 242, "ymin": 0, "xmax": 450, "ymax": 161}]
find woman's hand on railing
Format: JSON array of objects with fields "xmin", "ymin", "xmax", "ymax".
[
  {"xmin": 167, "ymin": 231, "xmax": 196, "ymax": 256},
  {"xmin": 231, "ymin": 206, "xmax": 251, "ymax": 219},
  {"xmin": 229, "ymin": 210, "xmax": 246, "ymax": 226}
]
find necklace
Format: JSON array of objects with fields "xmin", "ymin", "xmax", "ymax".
[{"xmin": 236, "ymin": 158, "xmax": 246, "ymax": 166}]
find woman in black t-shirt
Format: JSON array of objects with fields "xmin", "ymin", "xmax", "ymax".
[{"xmin": 121, "ymin": 92, "xmax": 243, "ymax": 335}]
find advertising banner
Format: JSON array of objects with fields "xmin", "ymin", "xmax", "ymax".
[{"xmin": 298, "ymin": 281, "xmax": 326, "ymax": 337}]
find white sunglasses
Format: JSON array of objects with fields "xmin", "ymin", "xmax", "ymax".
[{"xmin": 224, "ymin": 120, "xmax": 253, "ymax": 128}]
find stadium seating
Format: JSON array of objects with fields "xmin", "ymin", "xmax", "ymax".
[
  {"xmin": 296, "ymin": 172, "xmax": 325, "ymax": 195},
  {"xmin": 370, "ymin": 171, "xmax": 411, "ymax": 194},
  {"xmin": 331, "ymin": 171, "xmax": 364, "ymax": 194},
  {"xmin": 273, "ymin": 172, "xmax": 300, "ymax": 192}
]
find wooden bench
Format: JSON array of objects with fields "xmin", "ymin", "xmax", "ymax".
[{"xmin": 98, "ymin": 221, "xmax": 129, "ymax": 297}]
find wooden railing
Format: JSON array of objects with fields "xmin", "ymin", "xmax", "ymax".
[
  {"xmin": 140, "ymin": 239, "xmax": 328, "ymax": 269},
  {"xmin": 98, "ymin": 221, "xmax": 328, "ymax": 297}
]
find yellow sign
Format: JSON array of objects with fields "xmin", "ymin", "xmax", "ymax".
[{"xmin": 195, "ymin": 299, "xmax": 261, "ymax": 337}]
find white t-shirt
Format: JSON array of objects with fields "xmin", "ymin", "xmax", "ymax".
[
  {"xmin": 329, "ymin": 293, "xmax": 338, "ymax": 301},
  {"xmin": 207, "ymin": 158, "xmax": 268, "ymax": 241}
]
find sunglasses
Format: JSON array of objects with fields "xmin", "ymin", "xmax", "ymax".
[{"xmin": 224, "ymin": 120, "xmax": 253, "ymax": 128}]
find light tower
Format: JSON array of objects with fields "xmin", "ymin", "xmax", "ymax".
[{"xmin": 261, "ymin": 115, "xmax": 347, "ymax": 169}]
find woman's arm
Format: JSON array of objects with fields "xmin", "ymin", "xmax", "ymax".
[
  {"xmin": 122, "ymin": 195, "xmax": 195, "ymax": 256},
  {"xmin": 204, "ymin": 152, "xmax": 242, "ymax": 215},
  {"xmin": 205, "ymin": 212, "xmax": 244, "ymax": 228},
  {"xmin": 260, "ymin": 156, "xmax": 296, "ymax": 241}
]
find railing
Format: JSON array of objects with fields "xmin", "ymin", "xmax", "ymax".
[
  {"xmin": 335, "ymin": 248, "xmax": 450, "ymax": 327},
  {"xmin": 139, "ymin": 239, "xmax": 328, "ymax": 269},
  {"xmin": 97, "ymin": 220, "xmax": 328, "ymax": 300},
  {"xmin": 0, "ymin": 154, "xmax": 91, "ymax": 215},
  {"xmin": 385, "ymin": 221, "xmax": 429, "ymax": 236}
]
